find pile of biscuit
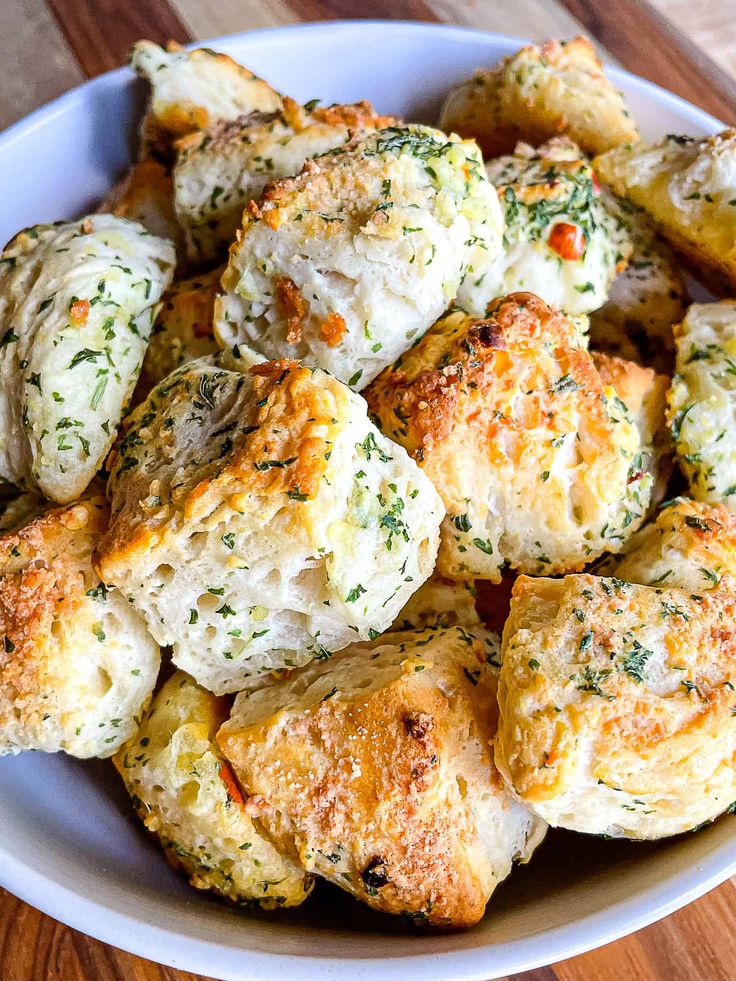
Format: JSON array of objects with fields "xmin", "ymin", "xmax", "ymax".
[{"xmin": 1, "ymin": 36, "xmax": 736, "ymax": 929}]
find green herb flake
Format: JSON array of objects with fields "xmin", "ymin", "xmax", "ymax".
[{"xmin": 346, "ymin": 584, "xmax": 367, "ymax": 603}]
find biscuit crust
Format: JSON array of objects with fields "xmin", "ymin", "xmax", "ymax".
[
  {"xmin": 218, "ymin": 623, "xmax": 545, "ymax": 928},
  {"xmin": 174, "ymin": 100, "xmax": 394, "ymax": 264},
  {"xmin": 594, "ymin": 131, "xmax": 736, "ymax": 292},
  {"xmin": 439, "ymin": 37, "xmax": 638, "ymax": 158},
  {"xmin": 130, "ymin": 40, "xmax": 283, "ymax": 157},
  {"xmin": 496, "ymin": 572, "xmax": 736, "ymax": 838},
  {"xmin": 0, "ymin": 216, "xmax": 175, "ymax": 503},
  {"xmin": 0, "ymin": 494, "xmax": 159, "ymax": 757},
  {"xmin": 366, "ymin": 293, "xmax": 655, "ymax": 581},
  {"xmin": 115, "ymin": 670, "xmax": 312, "ymax": 908},
  {"xmin": 97, "ymin": 357, "xmax": 443, "ymax": 693},
  {"xmin": 214, "ymin": 125, "xmax": 503, "ymax": 389}
]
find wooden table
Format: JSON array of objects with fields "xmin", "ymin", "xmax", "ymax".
[{"xmin": 1, "ymin": 1, "xmax": 736, "ymax": 979}]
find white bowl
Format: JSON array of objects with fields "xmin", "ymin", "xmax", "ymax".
[{"xmin": 0, "ymin": 21, "xmax": 734, "ymax": 981}]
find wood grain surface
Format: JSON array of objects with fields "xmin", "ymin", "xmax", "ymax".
[{"xmin": 1, "ymin": 1, "xmax": 735, "ymax": 979}]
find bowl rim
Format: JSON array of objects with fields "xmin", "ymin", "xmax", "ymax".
[
  {"xmin": 0, "ymin": 18, "xmax": 723, "ymax": 151},
  {"xmin": 0, "ymin": 19, "xmax": 734, "ymax": 981},
  {"xmin": 3, "ymin": 833, "xmax": 736, "ymax": 981}
]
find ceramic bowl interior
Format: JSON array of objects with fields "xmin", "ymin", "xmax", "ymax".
[{"xmin": 0, "ymin": 21, "xmax": 733, "ymax": 981}]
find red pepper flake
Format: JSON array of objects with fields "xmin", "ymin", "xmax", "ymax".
[
  {"xmin": 548, "ymin": 222, "xmax": 586, "ymax": 261},
  {"xmin": 219, "ymin": 760, "xmax": 245, "ymax": 806},
  {"xmin": 275, "ymin": 276, "xmax": 306, "ymax": 344},
  {"xmin": 320, "ymin": 311, "xmax": 347, "ymax": 347},
  {"xmin": 69, "ymin": 299, "xmax": 91, "ymax": 326}
]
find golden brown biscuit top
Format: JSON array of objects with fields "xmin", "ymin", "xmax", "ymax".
[
  {"xmin": 0, "ymin": 496, "xmax": 108, "ymax": 718},
  {"xmin": 218, "ymin": 624, "xmax": 503, "ymax": 927},
  {"xmin": 489, "ymin": 136, "xmax": 593, "ymax": 207},
  {"xmin": 439, "ymin": 35, "xmax": 637, "ymax": 159},
  {"xmin": 98, "ymin": 358, "xmax": 352, "ymax": 575},
  {"xmin": 309, "ymin": 100, "xmax": 395, "ymax": 130},
  {"xmin": 650, "ymin": 498, "xmax": 736, "ymax": 576},
  {"xmin": 593, "ymin": 130, "xmax": 736, "ymax": 290},
  {"xmin": 591, "ymin": 351, "xmax": 660, "ymax": 417},
  {"xmin": 226, "ymin": 125, "xmax": 486, "ymax": 249},
  {"xmin": 528, "ymin": 36, "xmax": 604, "ymax": 77},
  {"xmin": 500, "ymin": 572, "xmax": 736, "ymax": 802},
  {"xmin": 175, "ymin": 100, "xmax": 394, "ymax": 157},
  {"xmin": 606, "ymin": 497, "xmax": 736, "ymax": 590},
  {"xmin": 367, "ymin": 292, "xmax": 638, "ymax": 488}
]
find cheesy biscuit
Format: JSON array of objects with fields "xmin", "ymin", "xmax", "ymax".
[
  {"xmin": 367, "ymin": 293, "xmax": 658, "ymax": 581},
  {"xmin": 496, "ymin": 571, "xmax": 736, "ymax": 838},
  {"xmin": 115, "ymin": 670, "xmax": 311, "ymax": 908},
  {"xmin": 0, "ymin": 216, "xmax": 175, "ymax": 503},
  {"xmin": 0, "ymin": 493, "xmax": 159, "ymax": 757},
  {"xmin": 439, "ymin": 37, "xmax": 638, "ymax": 158},
  {"xmin": 218, "ymin": 623, "xmax": 545, "ymax": 927},
  {"xmin": 214, "ymin": 125, "xmax": 503, "ymax": 389},
  {"xmin": 97, "ymin": 357, "xmax": 444, "ymax": 693}
]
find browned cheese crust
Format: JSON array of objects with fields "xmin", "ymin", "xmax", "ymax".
[
  {"xmin": 218, "ymin": 624, "xmax": 545, "ymax": 927},
  {"xmin": 439, "ymin": 37, "xmax": 638, "ymax": 158},
  {"xmin": 496, "ymin": 571, "xmax": 736, "ymax": 837},
  {"xmin": 0, "ymin": 500, "xmax": 105, "ymax": 732},
  {"xmin": 0, "ymin": 493, "xmax": 159, "ymax": 756},
  {"xmin": 97, "ymin": 359, "xmax": 347, "ymax": 581},
  {"xmin": 366, "ymin": 292, "xmax": 654, "ymax": 580}
]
